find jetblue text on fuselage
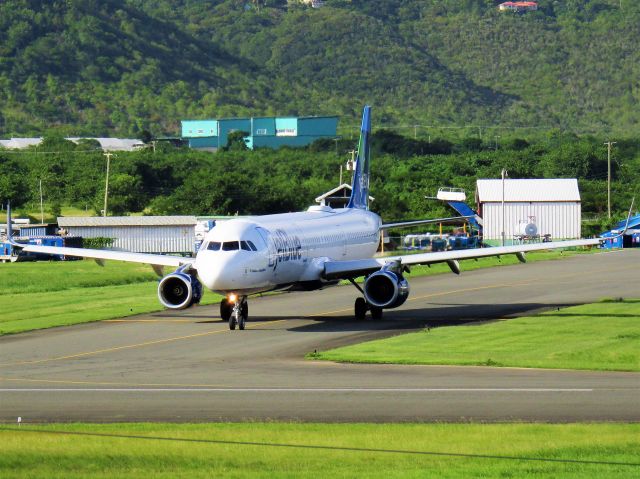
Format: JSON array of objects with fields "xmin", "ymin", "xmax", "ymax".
[{"xmin": 269, "ymin": 229, "xmax": 302, "ymax": 268}]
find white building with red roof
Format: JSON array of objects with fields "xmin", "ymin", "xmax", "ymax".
[{"xmin": 499, "ymin": 2, "xmax": 538, "ymax": 12}]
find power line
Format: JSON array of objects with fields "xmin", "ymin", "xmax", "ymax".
[
  {"xmin": 1, "ymin": 427, "xmax": 638, "ymax": 468},
  {"xmin": 344, "ymin": 124, "xmax": 553, "ymax": 131},
  {"xmin": 0, "ymin": 149, "xmax": 105, "ymax": 155}
]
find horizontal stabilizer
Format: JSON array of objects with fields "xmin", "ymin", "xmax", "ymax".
[{"xmin": 382, "ymin": 215, "xmax": 473, "ymax": 230}]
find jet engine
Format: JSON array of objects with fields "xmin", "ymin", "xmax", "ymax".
[
  {"xmin": 158, "ymin": 270, "xmax": 203, "ymax": 310},
  {"xmin": 363, "ymin": 263, "xmax": 410, "ymax": 309}
]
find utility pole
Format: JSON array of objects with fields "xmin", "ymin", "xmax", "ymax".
[
  {"xmin": 604, "ymin": 141, "xmax": 617, "ymax": 219},
  {"xmin": 103, "ymin": 152, "xmax": 113, "ymax": 217},
  {"xmin": 346, "ymin": 150, "xmax": 356, "ymax": 185},
  {"xmin": 39, "ymin": 179, "xmax": 44, "ymax": 224},
  {"xmin": 501, "ymin": 168, "xmax": 508, "ymax": 246}
]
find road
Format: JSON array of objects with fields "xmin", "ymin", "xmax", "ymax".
[{"xmin": 0, "ymin": 249, "xmax": 638, "ymax": 422}]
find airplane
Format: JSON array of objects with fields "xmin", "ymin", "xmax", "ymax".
[{"xmin": 7, "ymin": 106, "xmax": 601, "ymax": 330}]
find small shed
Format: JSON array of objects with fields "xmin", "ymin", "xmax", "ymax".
[
  {"xmin": 476, "ymin": 178, "xmax": 582, "ymax": 242},
  {"xmin": 58, "ymin": 216, "xmax": 198, "ymax": 254},
  {"xmin": 18, "ymin": 224, "xmax": 58, "ymax": 237}
]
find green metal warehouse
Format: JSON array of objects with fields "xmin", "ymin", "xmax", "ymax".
[{"xmin": 181, "ymin": 115, "xmax": 338, "ymax": 151}]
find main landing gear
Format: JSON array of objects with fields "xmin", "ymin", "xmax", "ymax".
[
  {"xmin": 354, "ymin": 297, "xmax": 383, "ymax": 320},
  {"xmin": 348, "ymin": 279, "xmax": 383, "ymax": 320},
  {"xmin": 220, "ymin": 295, "xmax": 248, "ymax": 330}
]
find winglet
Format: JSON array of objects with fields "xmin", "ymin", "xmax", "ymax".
[
  {"xmin": 346, "ymin": 105, "xmax": 371, "ymax": 210},
  {"xmin": 5, "ymin": 201, "xmax": 22, "ymax": 248},
  {"xmin": 598, "ymin": 197, "xmax": 635, "ymax": 247},
  {"xmin": 621, "ymin": 196, "xmax": 635, "ymax": 235}
]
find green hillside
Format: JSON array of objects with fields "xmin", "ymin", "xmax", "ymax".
[{"xmin": 0, "ymin": 0, "xmax": 638, "ymax": 137}]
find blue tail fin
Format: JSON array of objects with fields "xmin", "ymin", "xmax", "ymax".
[
  {"xmin": 5, "ymin": 201, "xmax": 11, "ymax": 240},
  {"xmin": 347, "ymin": 105, "xmax": 371, "ymax": 210}
]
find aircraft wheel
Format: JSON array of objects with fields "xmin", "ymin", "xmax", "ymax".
[
  {"xmin": 229, "ymin": 314, "xmax": 237, "ymax": 330},
  {"xmin": 238, "ymin": 299, "xmax": 248, "ymax": 330},
  {"xmin": 220, "ymin": 300, "xmax": 232, "ymax": 322},
  {"xmin": 370, "ymin": 306, "xmax": 383, "ymax": 320},
  {"xmin": 355, "ymin": 297, "xmax": 367, "ymax": 320}
]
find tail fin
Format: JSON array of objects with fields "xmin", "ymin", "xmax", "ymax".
[
  {"xmin": 5, "ymin": 201, "xmax": 11, "ymax": 241},
  {"xmin": 347, "ymin": 105, "xmax": 371, "ymax": 210},
  {"xmin": 7, "ymin": 201, "xmax": 13, "ymax": 243}
]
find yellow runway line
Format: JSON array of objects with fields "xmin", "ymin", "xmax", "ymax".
[
  {"xmin": 0, "ymin": 376, "xmax": 229, "ymax": 389},
  {"xmin": 0, "ymin": 319, "xmax": 287, "ymax": 368}
]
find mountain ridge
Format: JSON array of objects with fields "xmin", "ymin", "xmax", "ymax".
[{"xmin": 0, "ymin": 0, "xmax": 637, "ymax": 137}]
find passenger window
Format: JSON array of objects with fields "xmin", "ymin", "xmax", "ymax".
[
  {"xmin": 207, "ymin": 242, "xmax": 221, "ymax": 251},
  {"xmin": 240, "ymin": 241, "xmax": 251, "ymax": 251},
  {"xmin": 222, "ymin": 241, "xmax": 239, "ymax": 251}
]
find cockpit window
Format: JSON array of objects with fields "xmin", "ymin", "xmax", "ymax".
[
  {"xmin": 240, "ymin": 241, "xmax": 251, "ymax": 251},
  {"xmin": 222, "ymin": 241, "xmax": 240, "ymax": 251},
  {"xmin": 246, "ymin": 240, "xmax": 257, "ymax": 251},
  {"xmin": 207, "ymin": 242, "xmax": 221, "ymax": 251}
]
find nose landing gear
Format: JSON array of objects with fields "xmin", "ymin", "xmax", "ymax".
[{"xmin": 223, "ymin": 295, "xmax": 248, "ymax": 330}]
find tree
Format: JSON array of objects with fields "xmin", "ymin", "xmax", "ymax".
[
  {"xmin": 96, "ymin": 173, "xmax": 144, "ymax": 215},
  {"xmin": 0, "ymin": 157, "xmax": 29, "ymax": 207},
  {"xmin": 224, "ymin": 131, "xmax": 250, "ymax": 151}
]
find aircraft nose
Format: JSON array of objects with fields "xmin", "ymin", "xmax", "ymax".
[{"xmin": 196, "ymin": 253, "xmax": 241, "ymax": 291}]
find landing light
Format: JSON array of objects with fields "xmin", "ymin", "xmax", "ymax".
[{"xmin": 228, "ymin": 293, "xmax": 238, "ymax": 303}]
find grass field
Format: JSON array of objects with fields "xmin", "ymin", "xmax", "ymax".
[
  {"xmin": 0, "ymin": 248, "xmax": 597, "ymax": 336},
  {"xmin": 0, "ymin": 423, "xmax": 638, "ymax": 478},
  {"xmin": 0, "ymin": 261, "xmax": 223, "ymax": 335},
  {"xmin": 312, "ymin": 299, "xmax": 640, "ymax": 371}
]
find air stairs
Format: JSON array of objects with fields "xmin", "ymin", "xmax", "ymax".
[{"xmin": 435, "ymin": 188, "xmax": 483, "ymax": 233}]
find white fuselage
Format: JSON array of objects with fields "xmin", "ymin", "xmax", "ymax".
[{"xmin": 195, "ymin": 206, "xmax": 381, "ymax": 295}]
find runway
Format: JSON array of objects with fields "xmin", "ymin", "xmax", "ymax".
[{"xmin": 1, "ymin": 249, "xmax": 638, "ymax": 423}]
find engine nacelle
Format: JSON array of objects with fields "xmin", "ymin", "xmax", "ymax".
[
  {"xmin": 158, "ymin": 272, "xmax": 203, "ymax": 310},
  {"xmin": 363, "ymin": 269, "xmax": 410, "ymax": 309}
]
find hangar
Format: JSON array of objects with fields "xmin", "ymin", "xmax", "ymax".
[
  {"xmin": 181, "ymin": 115, "xmax": 338, "ymax": 151},
  {"xmin": 57, "ymin": 216, "xmax": 198, "ymax": 255},
  {"xmin": 476, "ymin": 178, "xmax": 582, "ymax": 244}
]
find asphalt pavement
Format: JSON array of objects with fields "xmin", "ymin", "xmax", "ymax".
[{"xmin": 0, "ymin": 249, "xmax": 638, "ymax": 423}]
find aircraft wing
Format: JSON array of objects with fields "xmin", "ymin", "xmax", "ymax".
[
  {"xmin": 322, "ymin": 239, "xmax": 601, "ymax": 280},
  {"xmin": 13, "ymin": 244, "xmax": 194, "ymax": 269},
  {"xmin": 381, "ymin": 216, "xmax": 472, "ymax": 229}
]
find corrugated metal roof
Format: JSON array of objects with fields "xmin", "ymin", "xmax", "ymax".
[
  {"xmin": 58, "ymin": 216, "xmax": 198, "ymax": 227},
  {"xmin": 0, "ymin": 138, "xmax": 42, "ymax": 149},
  {"xmin": 0, "ymin": 137, "xmax": 143, "ymax": 151},
  {"xmin": 67, "ymin": 138, "xmax": 144, "ymax": 151},
  {"xmin": 476, "ymin": 179, "xmax": 580, "ymax": 202}
]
